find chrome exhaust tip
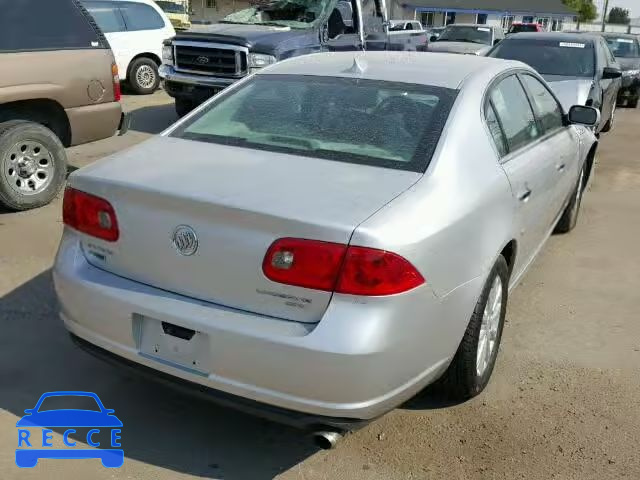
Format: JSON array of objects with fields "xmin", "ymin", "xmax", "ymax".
[{"xmin": 312, "ymin": 431, "xmax": 343, "ymax": 450}]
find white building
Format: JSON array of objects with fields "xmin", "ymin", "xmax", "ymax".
[
  {"xmin": 388, "ymin": 0, "xmax": 577, "ymax": 31},
  {"xmin": 190, "ymin": 0, "xmax": 251, "ymax": 23}
]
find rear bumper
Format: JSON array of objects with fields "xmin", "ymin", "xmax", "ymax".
[
  {"xmin": 54, "ymin": 232, "xmax": 480, "ymax": 422},
  {"xmin": 66, "ymin": 101, "xmax": 121, "ymax": 146}
]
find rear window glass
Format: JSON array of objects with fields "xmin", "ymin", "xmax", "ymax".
[
  {"xmin": 0, "ymin": 0, "xmax": 103, "ymax": 52},
  {"xmin": 83, "ymin": 1, "xmax": 127, "ymax": 33},
  {"xmin": 438, "ymin": 26, "xmax": 492, "ymax": 45},
  {"xmin": 604, "ymin": 37, "xmax": 640, "ymax": 58},
  {"xmin": 490, "ymin": 39, "xmax": 595, "ymax": 78},
  {"xmin": 509, "ymin": 24, "xmax": 538, "ymax": 33},
  {"xmin": 172, "ymin": 75, "xmax": 457, "ymax": 172}
]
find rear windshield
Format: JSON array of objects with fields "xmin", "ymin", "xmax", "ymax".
[
  {"xmin": 490, "ymin": 39, "xmax": 595, "ymax": 77},
  {"xmin": 171, "ymin": 75, "xmax": 457, "ymax": 172},
  {"xmin": 509, "ymin": 24, "xmax": 538, "ymax": 33},
  {"xmin": 437, "ymin": 26, "xmax": 492, "ymax": 45},
  {"xmin": 604, "ymin": 37, "xmax": 640, "ymax": 58}
]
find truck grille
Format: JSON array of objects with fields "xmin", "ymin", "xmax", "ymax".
[{"xmin": 175, "ymin": 45, "xmax": 247, "ymax": 77}]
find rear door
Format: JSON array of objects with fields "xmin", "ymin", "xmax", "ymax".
[
  {"xmin": 484, "ymin": 74, "xmax": 558, "ymax": 276},
  {"xmin": 519, "ymin": 73, "xmax": 579, "ymax": 224}
]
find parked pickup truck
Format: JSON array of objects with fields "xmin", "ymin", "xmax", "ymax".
[{"xmin": 160, "ymin": 0, "xmax": 429, "ymax": 116}]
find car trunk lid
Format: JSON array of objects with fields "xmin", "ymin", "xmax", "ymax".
[{"xmin": 70, "ymin": 136, "xmax": 421, "ymax": 323}]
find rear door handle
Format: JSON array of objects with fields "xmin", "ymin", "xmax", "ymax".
[
  {"xmin": 518, "ymin": 189, "xmax": 532, "ymax": 202},
  {"xmin": 556, "ymin": 163, "xmax": 566, "ymax": 172}
]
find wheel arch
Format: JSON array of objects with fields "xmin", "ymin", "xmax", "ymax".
[
  {"xmin": 583, "ymin": 141, "xmax": 598, "ymax": 189},
  {"xmin": 0, "ymin": 99, "xmax": 71, "ymax": 147}
]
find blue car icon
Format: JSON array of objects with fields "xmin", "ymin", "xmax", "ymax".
[{"xmin": 16, "ymin": 391, "xmax": 123, "ymax": 468}]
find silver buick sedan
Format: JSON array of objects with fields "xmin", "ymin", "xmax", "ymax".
[{"xmin": 54, "ymin": 52, "xmax": 599, "ymax": 446}]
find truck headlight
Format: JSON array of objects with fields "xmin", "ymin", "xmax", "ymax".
[
  {"xmin": 162, "ymin": 45, "xmax": 174, "ymax": 65},
  {"xmin": 248, "ymin": 53, "xmax": 276, "ymax": 69}
]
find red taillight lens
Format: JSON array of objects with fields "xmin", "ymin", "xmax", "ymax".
[
  {"xmin": 335, "ymin": 246, "xmax": 425, "ymax": 296},
  {"xmin": 63, "ymin": 188, "xmax": 119, "ymax": 242},
  {"xmin": 112, "ymin": 63, "xmax": 121, "ymax": 102},
  {"xmin": 262, "ymin": 238, "xmax": 425, "ymax": 296},
  {"xmin": 262, "ymin": 238, "xmax": 347, "ymax": 291}
]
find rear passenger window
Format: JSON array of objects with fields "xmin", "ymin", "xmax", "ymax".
[
  {"xmin": 485, "ymin": 102, "xmax": 508, "ymax": 157},
  {"xmin": 83, "ymin": 1, "xmax": 126, "ymax": 33},
  {"xmin": 520, "ymin": 75, "xmax": 565, "ymax": 133},
  {"xmin": 488, "ymin": 75, "xmax": 540, "ymax": 154},
  {"xmin": 0, "ymin": 0, "xmax": 103, "ymax": 52},
  {"xmin": 120, "ymin": 2, "xmax": 165, "ymax": 31}
]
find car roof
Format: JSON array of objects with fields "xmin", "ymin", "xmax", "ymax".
[
  {"xmin": 506, "ymin": 32, "xmax": 598, "ymax": 44},
  {"xmin": 598, "ymin": 32, "xmax": 638, "ymax": 39},
  {"xmin": 259, "ymin": 52, "xmax": 526, "ymax": 89}
]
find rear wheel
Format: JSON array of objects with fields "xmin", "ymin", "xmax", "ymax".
[
  {"xmin": 439, "ymin": 255, "xmax": 509, "ymax": 400},
  {"xmin": 129, "ymin": 57, "xmax": 160, "ymax": 95},
  {"xmin": 555, "ymin": 164, "xmax": 585, "ymax": 234},
  {"xmin": 0, "ymin": 121, "xmax": 67, "ymax": 211},
  {"xmin": 175, "ymin": 98, "xmax": 194, "ymax": 117}
]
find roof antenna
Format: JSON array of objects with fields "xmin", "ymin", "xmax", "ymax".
[{"xmin": 343, "ymin": 56, "xmax": 367, "ymax": 75}]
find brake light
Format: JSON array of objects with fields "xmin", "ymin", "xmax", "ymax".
[
  {"xmin": 112, "ymin": 63, "xmax": 121, "ymax": 102},
  {"xmin": 262, "ymin": 238, "xmax": 347, "ymax": 291},
  {"xmin": 262, "ymin": 238, "xmax": 424, "ymax": 296},
  {"xmin": 63, "ymin": 188, "xmax": 119, "ymax": 242}
]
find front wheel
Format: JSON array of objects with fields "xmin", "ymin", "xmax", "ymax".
[
  {"xmin": 439, "ymin": 255, "xmax": 509, "ymax": 400},
  {"xmin": 555, "ymin": 165, "xmax": 585, "ymax": 234},
  {"xmin": 129, "ymin": 58, "xmax": 160, "ymax": 95}
]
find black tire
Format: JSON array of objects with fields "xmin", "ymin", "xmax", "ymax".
[
  {"xmin": 555, "ymin": 164, "xmax": 586, "ymax": 234},
  {"xmin": 128, "ymin": 57, "xmax": 160, "ymax": 95},
  {"xmin": 0, "ymin": 121, "xmax": 67, "ymax": 211},
  {"xmin": 175, "ymin": 98, "xmax": 194, "ymax": 118},
  {"xmin": 439, "ymin": 255, "xmax": 509, "ymax": 400},
  {"xmin": 601, "ymin": 103, "xmax": 615, "ymax": 133}
]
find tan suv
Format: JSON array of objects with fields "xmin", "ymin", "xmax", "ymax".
[{"xmin": 0, "ymin": 0, "xmax": 128, "ymax": 211}]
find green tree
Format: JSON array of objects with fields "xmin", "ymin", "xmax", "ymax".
[
  {"xmin": 563, "ymin": 0, "xmax": 598, "ymax": 28},
  {"xmin": 608, "ymin": 7, "xmax": 630, "ymax": 24}
]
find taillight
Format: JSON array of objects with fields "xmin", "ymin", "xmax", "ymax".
[
  {"xmin": 335, "ymin": 246, "xmax": 425, "ymax": 296},
  {"xmin": 262, "ymin": 238, "xmax": 347, "ymax": 292},
  {"xmin": 112, "ymin": 63, "xmax": 121, "ymax": 102},
  {"xmin": 63, "ymin": 188, "xmax": 119, "ymax": 242},
  {"xmin": 262, "ymin": 238, "xmax": 424, "ymax": 296}
]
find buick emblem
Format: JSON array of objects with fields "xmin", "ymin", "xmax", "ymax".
[
  {"xmin": 195, "ymin": 55, "xmax": 210, "ymax": 65},
  {"xmin": 171, "ymin": 226, "xmax": 198, "ymax": 256}
]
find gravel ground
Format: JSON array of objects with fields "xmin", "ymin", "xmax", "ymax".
[{"xmin": 1, "ymin": 92, "xmax": 638, "ymax": 480}]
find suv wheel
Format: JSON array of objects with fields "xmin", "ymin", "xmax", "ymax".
[
  {"xmin": 0, "ymin": 121, "xmax": 67, "ymax": 211},
  {"xmin": 129, "ymin": 58, "xmax": 160, "ymax": 95}
]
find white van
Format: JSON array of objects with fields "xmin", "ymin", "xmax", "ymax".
[{"xmin": 83, "ymin": 0, "xmax": 175, "ymax": 94}]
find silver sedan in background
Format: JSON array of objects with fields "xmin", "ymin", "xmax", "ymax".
[{"xmin": 54, "ymin": 52, "xmax": 599, "ymax": 447}]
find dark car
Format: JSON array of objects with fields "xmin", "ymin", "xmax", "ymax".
[
  {"xmin": 507, "ymin": 23, "xmax": 543, "ymax": 34},
  {"xmin": 596, "ymin": 32, "xmax": 640, "ymax": 108},
  {"xmin": 487, "ymin": 32, "xmax": 622, "ymax": 134}
]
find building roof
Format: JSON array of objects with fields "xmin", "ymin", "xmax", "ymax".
[
  {"xmin": 405, "ymin": 0, "xmax": 576, "ymax": 16},
  {"xmin": 261, "ymin": 51, "xmax": 525, "ymax": 89}
]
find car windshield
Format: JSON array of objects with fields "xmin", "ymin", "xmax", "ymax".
[
  {"xmin": 171, "ymin": 74, "xmax": 456, "ymax": 172},
  {"xmin": 437, "ymin": 26, "xmax": 491, "ymax": 45},
  {"xmin": 604, "ymin": 37, "xmax": 640, "ymax": 58},
  {"xmin": 156, "ymin": 1, "xmax": 187, "ymax": 14},
  {"xmin": 490, "ymin": 40, "xmax": 595, "ymax": 77},
  {"xmin": 220, "ymin": 0, "xmax": 335, "ymax": 29},
  {"xmin": 37, "ymin": 395, "xmax": 101, "ymax": 412}
]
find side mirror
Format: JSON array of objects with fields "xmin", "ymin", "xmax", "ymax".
[
  {"xmin": 430, "ymin": 35, "xmax": 438, "ymax": 42},
  {"xmin": 602, "ymin": 67, "xmax": 622, "ymax": 79},
  {"xmin": 568, "ymin": 105, "xmax": 600, "ymax": 126}
]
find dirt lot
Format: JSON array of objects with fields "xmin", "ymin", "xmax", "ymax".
[{"xmin": 1, "ymin": 92, "xmax": 639, "ymax": 480}]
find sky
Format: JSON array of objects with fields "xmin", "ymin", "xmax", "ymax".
[{"xmin": 596, "ymin": 0, "xmax": 636, "ymax": 17}]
